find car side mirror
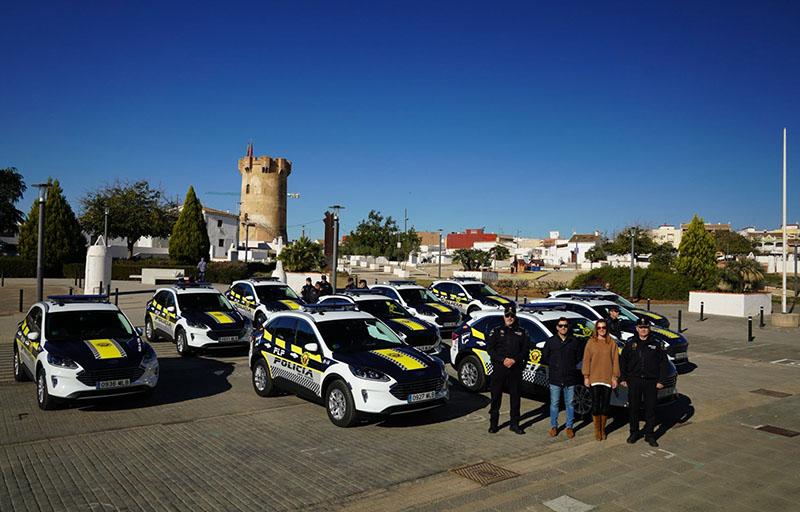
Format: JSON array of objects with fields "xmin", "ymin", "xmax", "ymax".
[
  {"xmin": 245, "ymin": 295, "xmax": 254, "ymax": 302},
  {"xmin": 458, "ymin": 293, "xmax": 466, "ymax": 297},
  {"xmin": 167, "ymin": 306, "xmax": 175, "ymax": 313},
  {"xmin": 27, "ymin": 331, "xmax": 40, "ymax": 342},
  {"xmin": 135, "ymin": 327, "xmax": 144, "ymax": 336},
  {"xmin": 304, "ymin": 343, "xmax": 319, "ymax": 353},
  {"xmin": 535, "ymin": 341, "xmax": 545, "ymax": 349}
]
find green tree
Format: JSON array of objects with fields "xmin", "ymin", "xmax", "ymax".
[
  {"xmin": 719, "ymin": 258, "xmax": 765, "ymax": 293},
  {"xmin": 713, "ymin": 230, "xmax": 755, "ymax": 257},
  {"xmin": 488, "ymin": 244, "xmax": 511, "ymax": 269},
  {"xmin": 0, "ymin": 167, "xmax": 26, "ymax": 236},
  {"xmin": 340, "ymin": 210, "xmax": 420, "ymax": 259},
  {"xmin": 606, "ymin": 226, "xmax": 657, "ymax": 256},
  {"xmin": 675, "ymin": 215, "xmax": 718, "ymax": 289},
  {"xmin": 18, "ymin": 179, "xmax": 85, "ymax": 269},
  {"xmin": 279, "ymin": 236, "xmax": 325, "ymax": 272},
  {"xmin": 649, "ymin": 243, "xmax": 677, "ymax": 271},
  {"xmin": 585, "ymin": 245, "xmax": 607, "ymax": 263},
  {"xmin": 452, "ymin": 249, "xmax": 492, "ymax": 271},
  {"xmin": 80, "ymin": 180, "xmax": 177, "ymax": 259},
  {"xmin": 169, "ymin": 186, "xmax": 210, "ymax": 263}
]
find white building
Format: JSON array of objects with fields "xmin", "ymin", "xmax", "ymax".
[
  {"xmin": 203, "ymin": 207, "xmax": 239, "ymax": 260},
  {"xmin": 651, "ymin": 224, "xmax": 681, "ymax": 248}
]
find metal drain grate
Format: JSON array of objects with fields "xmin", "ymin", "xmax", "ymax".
[
  {"xmin": 757, "ymin": 425, "xmax": 800, "ymax": 437},
  {"xmin": 450, "ymin": 461, "xmax": 519, "ymax": 486},
  {"xmin": 750, "ymin": 389, "xmax": 792, "ymax": 398}
]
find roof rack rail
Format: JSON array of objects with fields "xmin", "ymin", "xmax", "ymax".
[
  {"xmin": 581, "ymin": 285, "xmax": 607, "ymax": 291},
  {"xmin": 452, "ymin": 276, "xmax": 480, "ymax": 282},
  {"xmin": 173, "ymin": 281, "xmax": 214, "ymax": 290},
  {"xmin": 250, "ymin": 276, "xmax": 281, "ymax": 282},
  {"xmin": 47, "ymin": 294, "xmax": 109, "ymax": 305},
  {"xmin": 302, "ymin": 303, "xmax": 359, "ymax": 314},
  {"xmin": 386, "ymin": 280, "xmax": 417, "ymax": 286},
  {"xmin": 338, "ymin": 289, "xmax": 376, "ymax": 296}
]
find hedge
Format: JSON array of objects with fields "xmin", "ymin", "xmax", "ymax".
[
  {"xmin": 571, "ymin": 266, "xmax": 694, "ymax": 301},
  {"xmin": 0, "ymin": 256, "xmax": 38, "ymax": 278}
]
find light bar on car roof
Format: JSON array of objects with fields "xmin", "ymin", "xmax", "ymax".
[
  {"xmin": 47, "ymin": 294, "xmax": 109, "ymax": 304},
  {"xmin": 174, "ymin": 281, "xmax": 214, "ymax": 289},
  {"xmin": 340, "ymin": 289, "xmax": 376, "ymax": 296},
  {"xmin": 250, "ymin": 276, "xmax": 281, "ymax": 282},
  {"xmin": 452, "ymin": 277, "xmax": 480, "ymax": 282},
  {"xmin": 387, "ymin": 280, "xmax": 417, "ymax": 285},
  {"xmin": 518, "ymin": 302, "xmax": 568, "ymax": 312},
  {"xmin": 302, "ymin": 304, "xmax": 360, "ymax": 313}
]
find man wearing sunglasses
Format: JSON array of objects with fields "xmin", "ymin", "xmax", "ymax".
[
  {"xmin": 619, "ymin": 317, "xmax": 669, "ymax": 447},
  {"xmin": 486, "ymin": 304, "xmax": 529, "ymax": 435},
  {"xmin": 541, "ymin": 317, "xmax": 584, "ymax": 438}
]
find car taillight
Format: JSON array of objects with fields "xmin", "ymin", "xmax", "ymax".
[{"xmin": 452, "ymin": 331, "xmax": 458, "ymax": 341}]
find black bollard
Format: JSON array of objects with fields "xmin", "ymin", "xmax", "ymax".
[
  {"xmin": 759, "ymin": 306, "xmax": 764, "ymax": 328},
  {"xmin": 678, "ymin": 309, "xmax": 682, "ymax": 332},
  {"xmin": 748, "ymin": 316, "xmax": 753, "ymax": 342},
  {"xmin": 1, "ymin": 272, "xmax": 4, "ymax": 287},
  {"xmin": 647, "ymin": 298, "xmax": 651, "ymax": 311},
  {"xmin": 106, "ymin": 283, "xmax": 111, "ymax": 298},
  {"xmin": 700, "ymin": 302, "xmax": 704, "ymax": 321},
  {"xmin": 69, "ymin": 287, "xmax": 73, "ymax": 295},
  {"xmin": 19, "ymin": 289, "xmax": 23, "ymax": 312},
  {"xmin": 523, "ymin": 296, "xmax": 527, "ymax": 305},
  {"xmin": 515, "ymin": 287, "xmax": 519, "ymax": 302},
  {"xmin": 115, "ymin": 288, "xmax": 119, "ymax": 305},
  {"xmin": 99, "ymin": 281, "xmax": 103, "ymax": 296}
]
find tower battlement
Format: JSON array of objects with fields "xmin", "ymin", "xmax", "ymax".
[
  {"xmin": 238, "ymin": 146, "xmax": 292, "ymax": 243},
  {"xmin": 238, "ymin": 156, "xmax": 292, "ymax": 176}
]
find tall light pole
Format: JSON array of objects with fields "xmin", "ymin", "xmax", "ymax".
[
  {"xmin": 782, "ymin": 128, "xmax": 788, "ymax": 314},
  {"xmin": 629, "ymin": 228, "xmax": 635, "ymax": 298},
  {"xmin": 243, "ymin": 222, "xmax": 255, "ymax": 263},
  {"xmin": 32, "ymin": 183, "xmax": 51, "ymax": 302},
  {"xmin": 438, "ymin": 229, "xmax": 443, "ymax": 279},
  {"xmin": 329, "ymin": 205, "xmax": 344, "ymax": 290},
  {"xmin": 104, "ymin": 206, "xmax": 109, "ymax": 246}
]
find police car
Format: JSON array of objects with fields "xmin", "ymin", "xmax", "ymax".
[
  {"xmin": 12, "ymin": 295, "xmax": 159, "ymax": 410},
  {"xmin": 369, "ymin": 280, "xmax": 462, "ymax": 335},
  {"xmin": 429, "ymin": 278, "xmax": 514, "ymax": 318},
  {"xmin": 249, "ymin": 304, "xmax": 449, "ymax": 427},
  {"xmin": 549, "ymin": 288, "xmax": 670, "ymax": 328},
  {"xmin": 317, "ymin": 291, "xmax": 443, "ymax": 355},
  {"xmin": 225, "ymin": 277, "xmax": 305, "ymax": 327},
  {"xmin": 526, "ymin": 298, "xmax": 689, "ymax": 364},
  {"xmin": 451, "ymin": 307, "xmax": 678, "ymax": 414},
  {"xmin": 143, "ymin": 283, "xmax": 252, "ymax": 356}
]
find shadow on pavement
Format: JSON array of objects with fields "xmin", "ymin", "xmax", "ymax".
[
  {"xmin": 72, "ymin": 356, "xmax": 236, "ymax": 412},
  {"xmin": 677, "ymin": 362, "xmax": 698, "ymax": 375},
  {"xmin": 375, "ymin": 380, "xmax": 491, "ymax": 428},
  {"xmin": 654, "ymin": 393, "xmax": 694, "ymax": 440}
]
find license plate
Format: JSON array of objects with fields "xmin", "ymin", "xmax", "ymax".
[
  {"xmin": 219, "ymin": 336, "xmax": 239, "ymax": 342},
  {"xmin": 675, "ymin": 352, "xmax": 688, "ymax": 360},
  {"xmin": 408, "ymin": 391, "xmax": 436, "ymax": 403},
  {"xmin": 442, "ymin": 322, "xmax": 458, "ymax": 328},
  {"xmin": 97, "ymin": 379, "xmax": 130, "ymax": 390}
]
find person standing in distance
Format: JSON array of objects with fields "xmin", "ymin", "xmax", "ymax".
[
  {"xmin": 606, "ymin": 305, "xmax": 623, "ymax": 340},
  {"xmin": 582, "ymin": 319, "xmax": 620, "ymax": 441},
  {"xmin": 541, "ymin": 317, "xmax": 583, "ymax": 438},
  {"xmin": 301, "ymin": 278, "xmax": 317, "ymax": 304},
  {"xmin": 319, "ymin": 274, "xmax": 333, "ymax": 296},
  {"xmin": 619, "ymin": 317, "xmax": 669, "ymax": 447},
  {"xmin": 345, "ymin": 277, "xmax": 356, "ymax": 290},
  {"xmin": 486, "ymin": 304, "xmax": 528, "ymax": 435},
  {"xmin": 197, "ymin": 257, "xmax": 207, "ymax": 282}
]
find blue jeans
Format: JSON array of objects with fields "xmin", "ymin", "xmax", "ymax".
[{"xmin": 549, "ymin": 384, "xmax": 576, "ymax": 428}]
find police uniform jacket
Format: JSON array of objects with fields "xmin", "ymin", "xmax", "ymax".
[
  {"xmin": 487, "ymin": 322, "xmax": 529, "ymax": 367},
  {"xmin": 619, "ymin": 335, "xmax": 669, "ymax": 383},
  {"xmin": 541, "ymin": 334, "xmax": 583, "ymax": 386},
  {"xmin": 605, "ymin": 317, "xmax": 623, "ymax": 339}
]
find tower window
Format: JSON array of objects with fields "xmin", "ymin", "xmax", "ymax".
[
  {"xmin": 218, "ymin": 239, "xmax": 225, "ymax": 247},
  {"xmin": 246, "ymin": 184, "xmax": 250, "ymax": 194},
  {"xmin": 217, "ymin": 220, "xmax": 223, "ymax": 228},
  {"xmin": 262, "ymin": 166, "xmax": 268, "ymax": 173}
]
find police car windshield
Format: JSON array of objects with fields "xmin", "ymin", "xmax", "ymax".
[
  {"xmin": 593, "ymin": 304, "xmax": 638, "ymax": 323},
  {"xmin": 316, "ymin": 318, "xmax": 404, "ymax": 353},
  {"xmin": 606, "ymin": 294, "xmax": 636, "ymax": 309},
  {"xmin": 46, "ymin": 311, "xmax": 135, "ymax": 342},
  {"xmin": 398, "ymin": 288, "xmax": 439, "ymax": 305},
  {"xmin": 357, "ymin": 299, "xmax": 412, "ymax": 319},
  {"xmin": 463, "ymin": 283, "xmax": 500, "ymax": 298},
  {"xmin": 255, "ymin": 285, "xmax": 299, "ymax": 302},
  {"xmin": 541, "ymin": 318, "xmax": 595, "ymax": 340},
  {"xmin": 177, "ymin": 293, "xmax": 236, "ymax": 312}
]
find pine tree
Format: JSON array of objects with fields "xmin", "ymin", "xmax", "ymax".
[
  {"xmin": 169, "ymin": 186, "xmax": 210, "ymax": 263},
  {"xmin": 18, "ymin": 179, "xmax": 86, "ymax": 270},
  {"xmin": 675, "ymin": 215, "xmax": 718, "ymax": 289}
]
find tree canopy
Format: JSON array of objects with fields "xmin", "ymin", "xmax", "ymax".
[
  {"xmin": 0, "ymin": 167, "xmax": 26, "ymax": 236},
  {"xmin": 604, "ymin": 226, "xmax": 657, "ymax": 256},
  {"xmin": 279, "ymin": 236, "xmax": 325, "ymax": 272},
  {"xmin": 80, "ymin": 180, "xmax": 177, "ymax": 259},
  {"xmin": 452, "ymin": 249, "xmax": 492, "ymax": 271},
  {"xmin": 675, "ymin": 215, "xmax": 718, "ymax": 289},
  {"xmin": 340, "ymin": 210, "xmax": 421, "ymax": 259},
  {"xmin": 169, "ymin": 186, "xmax": 211, "ymax": 263},
  {"xmin": 18, "ymin": 179, "xmax": 85, "ymax": 268},
  {"xmin": 713, "ymin": 230, "xmax": 755, "ymax": 256}
]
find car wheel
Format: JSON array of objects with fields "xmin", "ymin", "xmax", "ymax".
[
  {"xmin": 326, "ymin": 380, "xmax": 357, "ymax": 427},
  {"xmin": 254, "ymin": 312, "xmax": 267, "ymax": 329},
  {"xmin": 175, "ymin": 329, "xmax": 192, "ymax": 357},
  {"xmin": 37, "ymin": 368, "xmax": 57, "ymax": 410},
  {"xmin": 252, "ymin": 359, "xmax": 276, "ymax": 397},
  {"xmin": 572, "ymin": 384, "xmax": 593, "ymax": 418},
  {"xmin": 144, "ymin": 318, "xmax": 159, "ymax": 343},
  {"xmin": 13, "ymin": 346, "xmax": 28, "ymax": 382},
  {"xmin": 457, "ymin": 355, "xmax": 486, "ymax": 392}
]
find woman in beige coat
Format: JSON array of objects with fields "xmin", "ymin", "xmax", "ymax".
[{"xmin": 582, "ymin": 320, "xmax": 620, "ymax": 440}]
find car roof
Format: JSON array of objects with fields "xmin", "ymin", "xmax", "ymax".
[
  {"xmin": 471, "ymin": 309, "xmax": 586, "ymax": 323},
  {"xmin": 432, "ymin": 279, "xmax": 482, "ymax": 285},
  {"xmin": 234, "ymin": 279, "xmax": 289, "ymax": 287},
  {"xmin": 321, "ymin": 293, "xmax": 390, "ymax": 302},
  {"xmin": 372, "ymin": 283, "xmax": 424, "ymax": 290},
  {"xmin": 270, "ymin": 309, "xmax": 377, "ymax": 324},
  {"xmin": 41, "ymin": 301, "xmax": 121, "ymax": 313},
  {"xmin": 529, "ymin": 297, "xmax": 618, "ymax": 309}
]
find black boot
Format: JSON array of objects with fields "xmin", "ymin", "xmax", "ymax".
[
  {"xmin": 645, "ymin": 436, "xmax": 658, "ymax": 447},
  {"xmin": 626, "ymin": 431, "xmax": 639, "ymax": 444},
  {"xmin": 488, "ymin": 422, "xmax": 499, "ymax": 434},
  {"xmin": 510, "ymin": 425, "xmax": 525, "ymax": 435}
]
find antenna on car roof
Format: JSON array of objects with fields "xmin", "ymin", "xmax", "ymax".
[
  {"xmin": 250, "ymin": 276, "xmax": 281, "ymax": 282},
  {"xmin": 387, "ymin": 280, "xmax": 417, "ymax": 285},
  {"xmin": 173, "ymin": 281, "xmax": 214, "ymax": 290},
  {"xmin": 452, "ymin": 277, "xmax": 479, "ymax": 282}
]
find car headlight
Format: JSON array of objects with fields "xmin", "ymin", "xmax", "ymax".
[
  {"xmin": 349, "ymin": 365, "xmax": 390, "ymax": 382},
  {"xmin": 47, "ymin": 353, "xmax": 78, "ymax": 369},
  {"xmin": 141, "ymin": 345, "xmax": 157, "ymax": 365},
  {"xmin": 186, "ymin": 319, "xmax": 207, "ymax": 329}
]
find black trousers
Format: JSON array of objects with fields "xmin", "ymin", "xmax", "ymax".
[
  {"xmin": 489, "ymin": 363, "xmax": 522, "ymax": 428},
  {"xmin": 591, "ymin": 385, "xmax": 611, "ymax": 416},
  {"xmin": 628, "ymin": 377, "xmax": 658, "ymax": 437}
]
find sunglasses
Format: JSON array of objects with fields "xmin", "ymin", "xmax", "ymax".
[
  {"xmin": 557, "ymin": 324, "xmax": 569, "ymax": 328},
  {"xmin": 504, "ymin": 313, "xmax": 516, "ymax": 318},
  {"xmin": 596, "ymin": 326, "xmax": 607, "ymax": 331},
  {"xmin": 637, "ymin": 325, "xmax": 650, "ymax": 329}
]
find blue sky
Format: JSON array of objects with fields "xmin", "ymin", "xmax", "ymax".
[{"xmin": 2, "ymin": 1, "xmax": 799, "ymax": 240}]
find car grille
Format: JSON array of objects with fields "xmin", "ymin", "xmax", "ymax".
[
  {"xmin": 404, "ymin": 330, "xmax": 438, "ymax": 348},
  {"xmin": 207, "ymin": 329, "xmax": 245, "ymax": 340},
  {"xmin": 389, "ymin": 377, "xmax": 446, "ymax": 400},
  {"xmin": 76, "ymin": 367, "xmax": 145, "ymax": 386},
  {"xmin": 434, "ymin": 311, "xmax": 461, "ymax": 326}
]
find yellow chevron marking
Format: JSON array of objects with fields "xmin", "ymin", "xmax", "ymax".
[
  {"xmin": 652, "ymin": 327, "xmax": 679, "ymax": 339},
  {"xmin": 426, "ymin": 302, "xmax": 450, "ymax": 312},
  {"xmin": 471, "ymin": 328, "xmax": 485, "ymax": 341},
  {"xmin": 275, "ymin": 337, "xmax": 286, "ymax": 349},
  {"xmin": 85, "ymin": 339, "xmax": 125, "ymax": 359},
  {"xmin": 206, "ymin": 311, "xmax": 235, "ymax": 324},
  {"xmin": 262, "ymin": 330, "xmax": 273, "ymax": 341},
  {"xmin": 371, "ymin": 349, "xmax": 427, "ymax": 371},
  {"xmin": 291, "ymin": 344, "xmax": 303, "ymax": 354},
  {"xmin": 488, "ymin": 295, "xmax": 510, "ymax": 304},
  {"xmin": 278, "ymin": 300, "xmax": 301, "ymax": 310},
  {"xmin": 472, "ymin": 348, "xmax": 490, "ymax": 373},
  {"xmin": 391, "ymin": 318, "xmax": 426, "ymax": 331}
]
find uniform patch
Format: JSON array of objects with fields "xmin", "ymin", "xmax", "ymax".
[{"xmin": 371, "ymin": 349, "xmax": 427, "ymax": 370}]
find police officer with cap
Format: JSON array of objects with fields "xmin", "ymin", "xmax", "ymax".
[
  {"xmin": 487, "ymin": 303, "xmax": 529, "ymax": 434},
  {"xmin": 606, "ymin": 305, "xmax": 623, "ymax": 339},
  {"xmin": 619, "ymin": 317, "xmax": 669, "ymax": 447}
]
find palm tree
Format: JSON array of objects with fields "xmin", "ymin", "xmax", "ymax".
[
  {"xmin": 719, "ymin": 258, "xmax": 765, "ymax": 293},
  {"xmin": 279, "ymin": 236, "xmax": 325, "ymax": 272},
  {"xmin": 488, "ymin": 245, "xmax": 511, "ymax": 270}
]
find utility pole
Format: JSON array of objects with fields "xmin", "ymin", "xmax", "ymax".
[
  {"xmin": 782, "ymin": 128, "xmax": 788, "ymax": 314},
  {"xmin": 104, "ymin": 206, "xmax": 109, "ymax": 246},
  {"xmin": 438, "ymin": 229, "xmax": 443, "ymax": 279},
  {"xmin": 243, "ymin": 222, "xmax": 254, "ymax": 263},
  {"xmin": 629, "ymin": 227, "xmax": 635, "ymax": 298},
  {"xmin": 329, "ymin": 205, "xmax": 344, "ymax": 290},
  {"xmin": 33, "ymin": 183, "xmax": 51, "ymax": 302}
]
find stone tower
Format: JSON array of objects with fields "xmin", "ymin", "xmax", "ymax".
[{"xmin": 238, "ymin": 143, "xmax": 292, "ymax": 243}]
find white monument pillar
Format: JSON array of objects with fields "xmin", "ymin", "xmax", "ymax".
[{"xmin": 84, "ymin": 236, "xmax": 112, "ymax": 295}]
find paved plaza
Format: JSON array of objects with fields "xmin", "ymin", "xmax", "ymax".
[{"xmin": 1, "ymin": 283, "xmax": 799, "ymax": 511}]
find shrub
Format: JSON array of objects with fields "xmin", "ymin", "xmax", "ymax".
[
  {"xmin": 571, "ymin": 267, "xmax": 693, "ymax": 301},
  {"xmin": 0, "ymin": 256, "xmax": 37, "ymax": 278}
]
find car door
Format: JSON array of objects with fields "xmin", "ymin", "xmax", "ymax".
[
  {"xmin": 162, "ymin": 291, "xmax": 179, "ymax": 339},
  {"xmin": 292, "ymin": 319, "xmax": 326, "ymax": 399},
  {"xmin": 149, "ymin": 291, "xmax": 173, "ymax": 336},
  {"xmin": 17, "ymin": 306, "xmax": 43, "ymax": 374},
  {"xmin": 518, "ymin": 318, "xmax": 550, "ymax": 386},
  {"xmin": 262, "ymin": 316, "xmax": 300, "ymax": 393}
]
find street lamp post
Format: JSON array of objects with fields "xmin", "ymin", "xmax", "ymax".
[
  {"xmin": 629, "ymin": 228, "xmax": 635, "ymax": 298},
  {"xmin": 438, "ymin": 229, "xmax": 443, "ymax": 279},
  {"xmin": 243, "ymin": 222, "xmax": 255, "ymax": 263},
  {"xmin": 104, "ymin": 206, "xmax": 109, "ymax": 246},
  {"xmin": 328, "ymin": 205, "xmax": 344, "ymax": 290},
  {"xmin": 32, "ymin": 183, "xmax": 51, "ymax": 302}
]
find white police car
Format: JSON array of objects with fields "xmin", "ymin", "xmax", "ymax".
[
  {"xmin": 548, "ymin": 288, "xmax": 670, "ymax": 328},
  {"xmin": 369, "ymin": 281, "xmax": 462, "ymax": 336},
  {"xmin": 225, "ymin": 277, "xmax": 305, "ymax": 327},
  {"xmin": 250, "ymin": 304, "xmax": 449, "ymax": 427},
  {"xmin": 144, "ymin": 283, "xmax": 252, "ymax": 356},
  {"xmin": 429, "ymin": 278, "xmax": 514, "ymax": 318},
  {"xmin": 12, "ymin": 295, "xmax": 159, "ymax": 410}
]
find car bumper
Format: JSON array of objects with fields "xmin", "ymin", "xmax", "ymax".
[
  {"xmin": 47, "ymin": 363, "xmax": 159, "ymax": 400},
  {"xmin": 351, "ymin": 379, "xmax": 450, "ymax": 415},
  {"xmin": 187, "ymin": 328, "xmax": 251, "ymax": 348}
]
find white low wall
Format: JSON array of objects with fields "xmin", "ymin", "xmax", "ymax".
[
  {"xmin": 454, "ymin": 271, "xmax": 499, "ymax": 282},
  {"xmin": 689, "ymin": 291, "xmax": 772, "ymax": 318}
]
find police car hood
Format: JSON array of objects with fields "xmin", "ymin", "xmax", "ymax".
[
  {"xmin": 620, "ymin": 324, "xmax": 687, "ymax": 347},
  {"xmin": 384, "ymin": 317, "xmax": 436, "ymax": 336},
  {"xmin": 335, "ymin": 346, "xmax": 441, "ymax": 381},
  {"xmin": 182, "ymin": 309, "xmax": 245, "ymax": 330},
  {"xmin": 413, "ymin": 302, "xmax": 459, "ymax": 317},
  {"xmin": 45, "ymin": 336, "xmax": 145, "ymax": 370},
  {"xmin": 262, "ymin": 299, "xmax": 304, "ymax": 312},
  {"xmin": 479, "ymin": 294, "xmax": 513, "ymax": 307},
  {"xmin": 631, "ymin": 308, "xmax": 669, "ymax": 326}
]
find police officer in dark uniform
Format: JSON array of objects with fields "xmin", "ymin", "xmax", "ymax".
[
  {"xmin": 619, "ymin": 317, "xmax": 669, "ymax": 447},
  {"xmin": 486, "ymin": 304, "xmax": 529, "ymax": 434},
  {"xmin": 605, "ymin": 305, "xmax": 623, "ymax": 339}
]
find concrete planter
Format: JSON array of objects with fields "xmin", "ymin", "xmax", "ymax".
[{"xmin": 688, "ymin": 291, "xmax": 772, "ymax": 318}]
